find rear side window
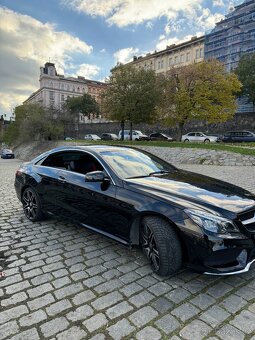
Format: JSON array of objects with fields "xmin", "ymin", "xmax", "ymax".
[{"xmin": 41, "ymin": 151, "xmax": 103, "ymax": 175}]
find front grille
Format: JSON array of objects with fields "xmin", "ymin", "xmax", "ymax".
[{"xmin": 238, "ymin": 209, "xmax": 255, "ymax": 232}]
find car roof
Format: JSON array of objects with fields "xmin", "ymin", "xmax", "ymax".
[{"xmin": 32, "ymin": 145, "xmax": 137, "ymax": 163}]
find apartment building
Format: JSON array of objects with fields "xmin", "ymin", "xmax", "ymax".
[
  {"xmin": 24, "ymin": 63, "xmax": 108, "ymax": 121},
  {"xmin": 205, "ymin": 0, "xmax": 255, "ymax": 71},
  {"xmin": 205, "ymin": 0, "xmax": 255, "ymax": 112},
  {"xmin": 126, "ymin": 36, "xmax": 205, "ymax": 73}
]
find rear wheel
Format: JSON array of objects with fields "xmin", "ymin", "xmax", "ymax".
[
  {"xmin": 22, "ymin": 187, "xmax": 44, "ymax": 222},
  {"xmin": 140, "ymin": 216, "xmax": 182, "ymax": 276},
  {"xmin": 204, "ymin": 139, "xmax": 210, "ymax": 144}
]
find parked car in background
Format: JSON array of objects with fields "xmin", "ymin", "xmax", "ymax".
[
  {"xmin": 15, "ymin": 145, "xmax": 255, "ymax": 276},
  {"xmin": 150, "ymin": 132, "xmax": 174, "ymax": 141},
  {"xmin": 84, "ymin": 134, "xmax": 101, "ymax": 141},
  {"xmin": 221, "ymin": 131, "xmax": 255, "ymax": 143},
  {"xmin": 64, "ymin": 137, "xmax": 74, "ymax": 141},
  {"xmin": 118, "ymin": 130, "xmax": 149, "ymax": 141},
  {"xmin": 181, "ymin": 132, "xmax": 219, "ymax": 143},
  {"xmin": 1, "ymin": 149, "xmax": 15, "ymax": 159},
  {"xmin": 101, "ymin": 133, "xmax": 118, "ymax": 141}
]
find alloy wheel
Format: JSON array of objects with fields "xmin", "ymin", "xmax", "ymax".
[
  {"xmin": 22, "ymin": 189, "xmax": 38, "ymax": 220},
  {"xmin": 141, "ymin": 222, "xmax": 160, "ymax": 271}
]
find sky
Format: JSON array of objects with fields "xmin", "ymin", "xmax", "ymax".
[{"xmin": 0, "ymin": 0, "xmax": 244, "ymax": 118}]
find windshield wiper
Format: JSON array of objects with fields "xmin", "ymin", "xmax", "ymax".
[
  {"xmin": 126, "ymin": 174, "xmax": 151, "ymax": 179},
  {"xmin": 127, "ymin": 170, "xmax": 173, "ymax": 179},
  {"xmin": 149, "ymin": 170, "xmax": 172, "ymax": 176}
]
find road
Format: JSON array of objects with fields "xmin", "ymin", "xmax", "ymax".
[{"xmin": 0, "ymin": 158, "xmax": 255, "ymax": 339}]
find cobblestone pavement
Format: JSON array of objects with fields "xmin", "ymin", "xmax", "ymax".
[{"xmin": 1, "ymin": 158, "xmax": 255, "ymax": 340}]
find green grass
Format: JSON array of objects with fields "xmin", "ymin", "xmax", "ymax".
[{"xmin": 63, "ymin": 140, "xmax": 255, "ymax": 156}]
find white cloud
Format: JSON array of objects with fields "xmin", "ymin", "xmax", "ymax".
[
  {"xmin": 146, "ymin": 21, "xmax": 154, "ymax": 30},
  {"xmin": 156, "ymin": 32, "xmax": 204, "ymax": 51},
  {"xmin": 73, "ymin": 63, "xmax": 101, "ymax": 78},
  {"xmin": 113, "ymin": 47, "xmax": 139, "ymax": 64},
  {"xmin": 213, "ymin": 0, "xmax": 224, "ymax": 7},
  {"xmin": 0, "ymin": 6, "xmax": 93, "ymax": 115},
  {"xmin": 100, "ymin": 48, "xmax": 106, "ymax": 53},
  {"xmin": 62, "ymin": 0, "xmax": 204, "ymax": 27}
]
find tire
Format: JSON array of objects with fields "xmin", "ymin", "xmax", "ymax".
[
  {"xmin": 22, "ymin": 187, "xmax": 44, "ymax": 222},
  {"xmin": 140, "ymin": 216, "xmax": 182, "ymax": 276},
  {"xmin": 204, "ymin": 139, "xmax": 210, "ymax": 144},
  {"xmin": 184, "ymin": 139, "xmax": 190, "ymax": 143}
]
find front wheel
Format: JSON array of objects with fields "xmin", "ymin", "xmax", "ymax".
[
  {"xmin": 140, "ymin": 216, "xmax": 182, "ymax": 276},
  {"xmin": 22, "ymin": 187, "xmax": 44, "ymax": 222},
  {"xmin": 184, "ymin": 139, "xmax": 190, "ymax": 143}
]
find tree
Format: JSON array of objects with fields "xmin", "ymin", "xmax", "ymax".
[
  {"xmin": 64, "ymin": 93, "xmax": 100, "ymax": 119},
  {"xmin": 102, "ymin": 64, "xmax": 160, "ymax": 139},
  {"xmin": 3, "ymin": 103, "xmax": 63, "ymax": 144},
  {"xmin": 235, "ymin": 53, "xmax": 255, "ymax": 104},
  {"xmin": 157, "ymin": 60, "xmax": 242, "ymax": 140}
]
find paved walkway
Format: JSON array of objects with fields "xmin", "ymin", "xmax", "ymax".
[{"xmin": 0, "ymin": 158, "xmax": 255, "ymax": 340}]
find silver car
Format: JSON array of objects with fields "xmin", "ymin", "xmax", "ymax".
[
  {"xmin": 181, "ymin": 132, "xmax": 218, "ymax": 143},
  {"xmin": 84, "ymin": 134, "xmax": 101, "ymax": 141}
]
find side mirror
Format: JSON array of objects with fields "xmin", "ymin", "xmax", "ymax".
[{"xmin": 85, "ymin": 171, "xmax": 108, "ymax": 182}]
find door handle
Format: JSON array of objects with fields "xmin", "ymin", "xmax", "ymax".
[{"xmin": 58, "ymin": 175, "xmax": 66, "ymax": 183}]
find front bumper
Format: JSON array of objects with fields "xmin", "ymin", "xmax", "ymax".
[{"xmin": 181, "ymin": 226, "xmax": 255, "ymax": 275}]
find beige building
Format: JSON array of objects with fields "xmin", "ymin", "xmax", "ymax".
[
  {"xmin": 24, "ymin": 63, "xmax": 108, "ymax": 122},
  {"xmin": 126, "ymin": 36, "xmax": 205, "ymax": 73}
]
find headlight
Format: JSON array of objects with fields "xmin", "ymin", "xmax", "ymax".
[{"xmin": 185, "ymin": 209, "xmax": 241, "ymax": 237}]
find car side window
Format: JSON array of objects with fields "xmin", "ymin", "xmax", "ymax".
[
  {"xmin": 41, "ymin": 151, "xmax": 103, "ymax": 175},
  {"xmin": 41, "ymin": 153, "xmax": 67, "ymax": 169},
  {"xmin": 188, "ymin": 133, "xmax": 195, "ymax": 136},
  {"xmin": 68, "ymin": 153, "xmax": 103, "ymax": 175}
]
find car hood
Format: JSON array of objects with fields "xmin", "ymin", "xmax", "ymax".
[{"xmin": 125, "ymin": 170, "xmax": 255, "ymax": 215}]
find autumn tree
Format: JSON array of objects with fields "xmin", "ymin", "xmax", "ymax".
[
  {"xmin": 235, "ymin": 52, "xmax": 255, "ymax": 104},
  {"xmin": 64, "ymin": 93, "xmax": 100, "ymax": 119},
  {"xmin": 157, "ymin": 60, "xmax": 242, "ymax": 140},
  {"xmin": 102, "ymin": 64, "xmax": 160, "ymax": 139}
]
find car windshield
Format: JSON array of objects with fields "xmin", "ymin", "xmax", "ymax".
[
  {"xmin": 100, "ymin": 149, "xmax": 175, "ymax": 179},
  {"xmin": 4, "ymin": 149, "xmax": 12, "ymax": 153}
]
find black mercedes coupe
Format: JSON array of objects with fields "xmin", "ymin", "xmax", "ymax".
[{"xmin": 15, "ymin": 145, "xmax": 255, "ymax": 276}]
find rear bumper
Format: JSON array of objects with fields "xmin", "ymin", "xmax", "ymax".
[
  {"xmin": 14, "ymin": 178, "xmax": 22, "ymax": 201},
  {"xmin": 1, "ymin": 154, "xmax": 14, "ymax": 159}
]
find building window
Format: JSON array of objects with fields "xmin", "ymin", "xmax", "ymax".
[
  {"xmin": 72, "ymin": 86, "xmax": 75, "ymax": 92},
  {"xmin": 67, "ymin": 84, "xmax": 69, "ymax": 91},
  {"xmin": 50, "ymin": 81, "xmax": 53, "ymax": 88},
  {"xmin": 196, "ymin": 49, "xmax": 199, "ymax": 59},
  {"xmin": 169, "ymin": 58, "xmax": 172, "ymax": 66},
  {"xmin": 180, "ymin": 54, "xmax": 184, "ymax": 63},
  {"xmin": 200, "ymin": 48, "xmax": 204, "ymax": 58},
  {"xmin": 186, "ymin": 52, "xmax": 190, "ymax": 62},
  {"xmin": 158, "ymin": 60, "xmax": 160, "ymax": 69},
  {"xmin": 161, "ymin": 60, "xmax": 164, "ymax": 69},
  {"xmin": 61, "ymin": 94, "xmax": 64, "ymax": 101},
  {"xmin": 61, "ymin": 84, "xmax": 64, "ymax": 90},
  {"xmin": 49, "ymin": 91, "xmax": 54, "ymax": 100},
  {"xmin": 174, "ymin": 56, "xmax": 179, "ymax": 64}
]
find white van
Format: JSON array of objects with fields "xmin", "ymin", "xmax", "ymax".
[{"xmin": 118, "ymin": 130, "xmax": 149, "ymax": 140}]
